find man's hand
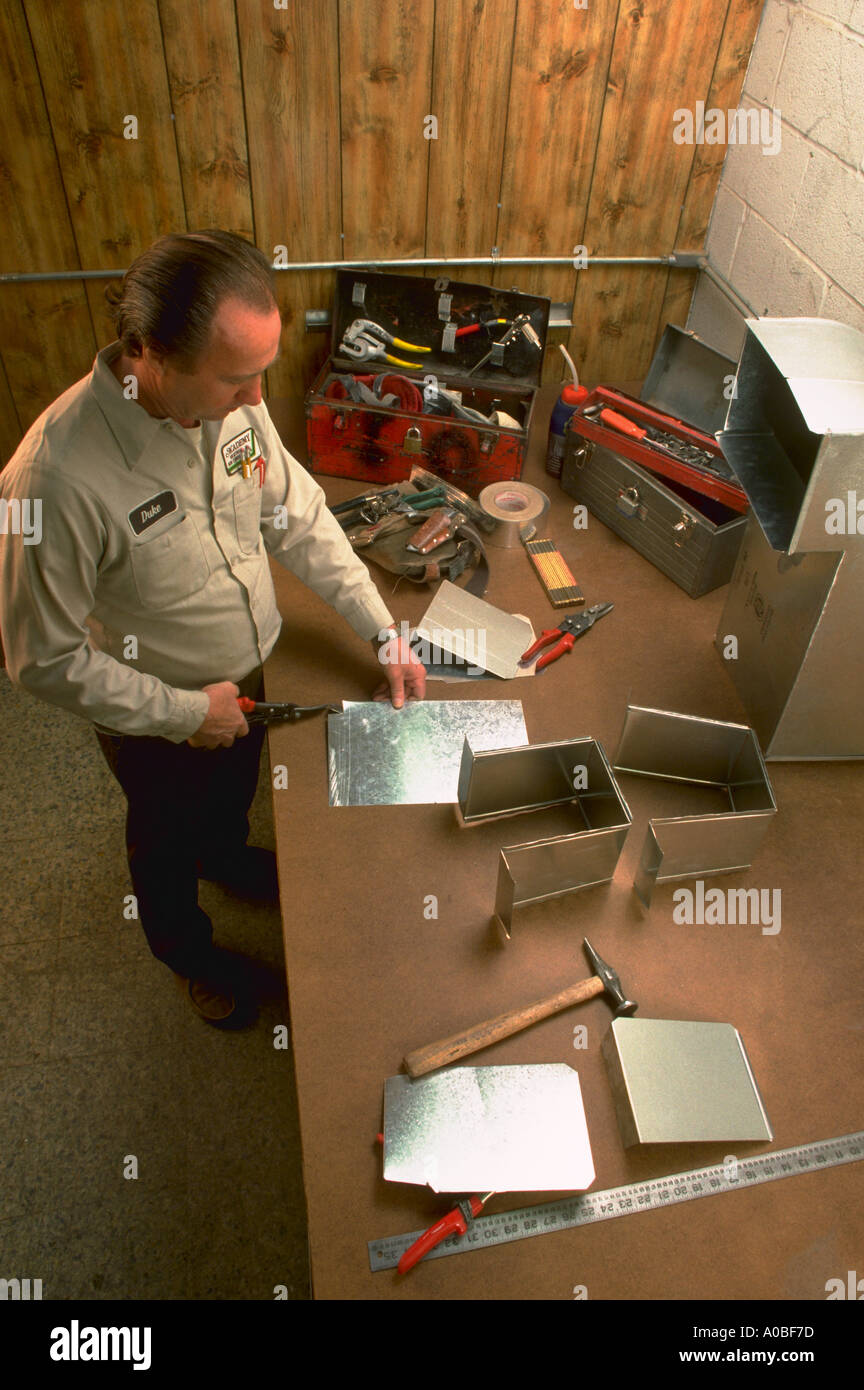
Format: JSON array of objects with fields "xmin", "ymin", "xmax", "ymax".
[
  {"xmin": 188, "ymin": 681, "xmax": 249, "ymax": 748},
  {"xmin": 372, "ymin": 632, "xmax": 427, "ymax": 708}
]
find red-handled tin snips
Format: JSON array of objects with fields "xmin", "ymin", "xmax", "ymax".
[
  {"xmin": 520, "ymin": 602, "xmax": 614, "ymax": 672},
  {"xmin": 397, "ymin": 1192, "xmax": 495, "ymax": 1274},
  {"xmin": 236, "ymin": 698, "xmax": 338, "ymax": 725}
]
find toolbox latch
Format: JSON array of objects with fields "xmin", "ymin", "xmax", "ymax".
[
  {"xmin": 570, "ymin": 439, "xmax": 593, "ymax": 470},
  {"xmin": 673, "ymin": 512, "xmax": 695, "ymax": 547},
  {"xmin": 616, "ymin": 486, "xmax": 647, "ymax": 521}
]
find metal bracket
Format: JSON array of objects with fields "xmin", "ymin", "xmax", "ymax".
[
  {"xmin": 457, "ymin": 738, "xmax": 632, "ymax": 937},
  {"xmin": 549, "ymin": 301, "xmax": 574, "ymax": 329},
  {"xmin": 441, "ymin": 322, "xmax": 457, "ymax": 352},
  {"xmin": 304, "ymin": 308, "xmax": 331, "ymax": 332},
  {"xmin": 612, "ymin": 705, "xmax": 777, "ymax": 907},
  {"xmin": 351, "ymin": 281, "xmax": 366, "ymax": 306}
]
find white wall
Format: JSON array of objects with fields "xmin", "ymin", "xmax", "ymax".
[{"xmin": 689, "ymin": 0, "xmax": 864, "ymax": 358}]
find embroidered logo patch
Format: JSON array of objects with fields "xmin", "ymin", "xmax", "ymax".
[
  {"xmin": 127, "ymin": 490, "xmax": 177, "ymax": 536},
  {"xmin": 221, "ymin": 427, "xmax": 263, "ymax": 476}
]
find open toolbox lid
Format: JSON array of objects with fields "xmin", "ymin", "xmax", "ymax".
[
  {"xmin": 641, "ymin": 325, "xmax": 737, "ymax": 436},
  {"xmin": 330, "ymin": 268, "xmax": 550, "ymax": 389}
]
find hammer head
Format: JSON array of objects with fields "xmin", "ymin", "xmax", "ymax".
[{"xmin": 583, "ymin": 938, "xmax": 638, "ymax": 1017}]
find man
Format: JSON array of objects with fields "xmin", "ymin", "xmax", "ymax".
[{"xmin": 0, "ymin": 229, "xmax": 425, "ymax": 1024}]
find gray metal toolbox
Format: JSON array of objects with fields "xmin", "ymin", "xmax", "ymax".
[{"xmin": 560, "ymin": 328, "xmax": 745, "ymax": 597}]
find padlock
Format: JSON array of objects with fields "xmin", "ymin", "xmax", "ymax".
[
  {"xmin": 616, "ymin": 486, "xmax": 645, "ymax": 520},
  {"xmin": 403, "ymin": 426, "xmax": 423, "ymax": 456}
]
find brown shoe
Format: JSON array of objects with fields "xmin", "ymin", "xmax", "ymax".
[{"xmin": 173, "ymin": 970, "xmax": 237, "ymax": 1023}]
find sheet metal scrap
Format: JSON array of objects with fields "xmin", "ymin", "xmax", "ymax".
[
  {"xmin": 457, "ymin": 737, "xmax": 632, "ymax": 937},
  {"xmin": 414, "ymin": 580, "xmax": 534, "ymax": 680},
  {"xmin": 383, "ymin": 1064, "xmax": 595, "ymax": 1194},
  {"xmin": 327, "ymin": 700, "xmax": 528, "ymax": 806},
  {"xmin": 612, "ymin": 704, "xmax": 777, "ymax": 907}
]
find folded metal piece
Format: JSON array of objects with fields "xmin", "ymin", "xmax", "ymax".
[
  {"xmin": 327, "ymin": 700, "xmax": 528, "ymax": 806},
  {"xmin": 383, "ymin": 1064, "xmax": 595, "ymax": 1193},
  {"xmin": 457, "ymin": 737, "xmax": 632, "ymax": 936},
  {"xmin": 613, "ymin": 705, "xmax": 776, "ymax": 907},
  {"xmin": 414, "ymin": 580, "xmax": 533, "ymax": 680},
  {"xmin": 601, "ymin": 1017, "xmax": 773, "ymax": 1147}
]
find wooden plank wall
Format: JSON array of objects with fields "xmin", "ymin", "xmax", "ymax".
[{"xmin": 0, "ymin": 0, "xmax": 763, "ymax": 460}]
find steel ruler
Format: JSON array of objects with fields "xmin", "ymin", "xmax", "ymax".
[{"xmin": 368, "ymin": 1130, "xmax": 864, "ymax": 1272}]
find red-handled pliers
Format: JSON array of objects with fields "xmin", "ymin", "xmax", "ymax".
[
  {"xmin": 398, "ymin": 1192, "xmax": 495, "ymax": 1274},
  {"xmin": 521, "ymin": 602, "xmax": 614, "ymax": 672}
]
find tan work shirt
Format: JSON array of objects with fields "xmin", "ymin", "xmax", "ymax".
[{"xmin": 0, "ymin": 343, "xmax": 393, "ymax": 741}]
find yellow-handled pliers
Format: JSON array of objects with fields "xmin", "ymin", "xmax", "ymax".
[{"xmin": 340, "ymin": 318, "xmax": 431, "ymax": 368}]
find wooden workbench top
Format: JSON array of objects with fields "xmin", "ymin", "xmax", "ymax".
[{"xmin": 264, "ymin": 415, "xmax": 864, "ymax": 1304}]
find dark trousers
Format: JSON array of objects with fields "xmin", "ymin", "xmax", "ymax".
[{"xmin": 95, "ymin": 669, "xmax": 265, "ymax": 976}]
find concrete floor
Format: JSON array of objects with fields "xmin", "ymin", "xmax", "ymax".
[{"xmin": 0, "ymin": 671, "xmax": 310, "ymax": 1300}]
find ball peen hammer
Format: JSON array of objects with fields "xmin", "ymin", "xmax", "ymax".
[{"xmin": 403, "ymin": 938, "xmax": 637, "ymax": 1079}]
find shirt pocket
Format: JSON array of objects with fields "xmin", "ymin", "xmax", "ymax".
[
  {"xmin": 129, "ymin": 514, "xmax": 210, "ymax": 609},
  {"xmin": 233, "ymin": 484, "xmax": 263, "ymax": 554}
]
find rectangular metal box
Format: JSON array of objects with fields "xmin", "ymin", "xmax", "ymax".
[
  {"xmin": 561, "ymin": 327, "xmax": 746, "ymax": 596},
  {"xmin": 715, "ymin": 318, "xmax": 864, "ymax": 759}
]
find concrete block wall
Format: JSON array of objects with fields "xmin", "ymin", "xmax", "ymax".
[{"xmin": 689, "ymin": 0, "xmax": 864, "ymax": 358}]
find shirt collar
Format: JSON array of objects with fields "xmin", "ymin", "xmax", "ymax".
[{"xmin": 90, "ymin": 342, "xmax": 177, "ymax": 468}]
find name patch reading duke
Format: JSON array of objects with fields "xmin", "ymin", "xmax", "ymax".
[{"xmin": 127, "ymin": 491, "xmax": 178, "ymax": 535}]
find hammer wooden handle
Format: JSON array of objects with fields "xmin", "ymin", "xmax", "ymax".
[{"xmin": 403, "ymin": 975, "xmax": 605, "ymax": 1078}]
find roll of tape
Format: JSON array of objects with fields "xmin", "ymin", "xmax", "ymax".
[{"xmin": 479, "ymin": 482, "xmax": 551, "ymax": 548}]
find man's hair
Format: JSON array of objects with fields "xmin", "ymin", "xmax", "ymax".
[{"xmin": 105, "ymin": 230, "xmax": 277, "ymax": 368}]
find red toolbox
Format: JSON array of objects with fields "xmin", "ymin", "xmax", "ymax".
[{"xmin": 305, "ymin": 269, "xmax": 550, "ymax": 495}]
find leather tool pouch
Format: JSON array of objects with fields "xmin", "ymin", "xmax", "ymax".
[{"xmin": 356, "ymin": 518, "xmax": 489, "ymax": 598}]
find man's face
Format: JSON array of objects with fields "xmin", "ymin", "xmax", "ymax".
[{"xmin": 142, "ymin": 296, "xmax": 282, "ymax": 424}]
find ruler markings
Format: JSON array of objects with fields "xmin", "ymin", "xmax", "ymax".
[{"xmin": 368, "ymin": 1131, "xmax": 864, "ymax": 1272}]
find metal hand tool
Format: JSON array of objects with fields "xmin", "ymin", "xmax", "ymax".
[
  {"xmin": 466, "ymin": 313, "xmax": 540, "ymax": 376},
  {"xmin": 340, "ymin": 486, "xmax": 454, "ymax": 546},
  {"xmin": 454, "ymin": 317, "xmax": 507, "ymax": 338},
  {"xmin": 339, "ymin": 332, "xmax": 424, "ymax": 368},
  {"xmin": 346, "ymin": 492, "xmax": 449, "ymax": 547},
  {"xmin": 370, "ymin": 1131, "xmax": 864, "ymax": 1271},
  {"xmin": 345, "ymin": 318, "xmax": 431, "ymax": 355},
  {"xmin": 402, "ymin": 937, "xmax": 636, "ymax": 1078},
  {"xmin": 598, "ymin": 407, "xmax": 736, "ymax": 481},
  {"xmin": 236, "ymin": 698, "xmax": 339, "ymax": 725},
  {"xmin": 520, "ymin": 602, "xmax": 613, "ymax": 672},
  {"xmin": 331, "ymin": 487, "xmax": 403, "ymax": 525},
  {"xmin": 397, "ymin": 1192, "xmax": 494, "ymax": 1274},
  {"xmin": 340, "ymin": 318, "xmax": 431, "ymax": 369}
]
